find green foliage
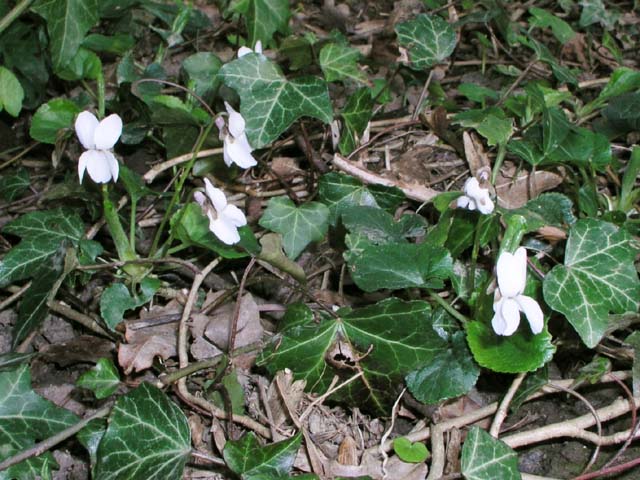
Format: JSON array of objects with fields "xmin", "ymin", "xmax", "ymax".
[
  {"xmin": 393, "ymin": 437, "xmax": 429, "ymax": 463},
  {"xmin": 319, "ymin": 43, "xmax": 367, "ymax": 84},
  {"xmin": 0, "ymin": 66, "xmax": 24, "ymax": 116},
  {"xmin": 461, "ymin": 427, "xmax": 521, "ymax": 480},
  {"xmin": 544, "ymin": 219, "xmax": 640, "ymax": 348},
  {"xmin": 94, "ymin": 383, "xmax": 191, "ymax": 480},
  {"xmin": 0, "ymin": 168, "xmax": 30, "ymax": 202},
  {"xmin": 29, "ymin": 98, "xmax": 81, "ymax": 143},
  {"xmin": 224, "ymin": 432, "xmax": 301, "ymax": 479},
  {"xmin": 100, "ymin": 278, "xmax": 161, "ymax": 331},
  {"xmin": 76, "ymin": 358, "xmax": 121, "ymax": 399},
  {"xmin": 242, "ymin": 0, "xmax": 291, "ymax": 47},
  {"xmin": 339, "ymin": 87, "xmax": 374, "ymax": 155},
  {"xmin": 259, "ymin": 196, "xmax": 330, "ymax": 259},
  {"xmin": 395, "ymin": 14, "xmax": 457, "ymax": 69},
  {"xmin": 0, "ymin": 365, "xmax": 79, "ymax": 479},
  {"xmin": 220, "ymin": 52, "xmax": 332, "ymax": 148},
  {"xmin": 453, "ymin": 107, "xmax": 513, "ymax": 146}
]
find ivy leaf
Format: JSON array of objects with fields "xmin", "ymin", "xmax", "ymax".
[
  {"xmin": 466, "ymin": 320, "xmax": 555, "ymax": 373},
  {"xmin": 94, "ymin": 383, "xmax": 190, "ymax": 480},
  {"xmin": 224, "ymin": 432, "xmax": 301, "ymax": 479},
  {"xmin": 259, "ymin": 299, "xmax": 457, "ymax": 414},
  {"xmin": 0, "ymin": 208, "xmax": 84, "ymax": 287},
  {"xmin": 395, "ymin": 14, "xmax": 457, "ymax": 69},
  {"xmin": 339, "ymin": 87, "xmax": 374, "ymax": 155},
  {"xmin": 461, "ymin": 427, "xmax": 521, "ymax": 480},
  {"xmin": 219, "ymin": 53, "xmax": 332, "ymax": 148},
  {"xmin": 31, "ymin": 0, "xmax": 100, "ymax": 70},
  {"xmin": 0, "ymin": 66, "xmax": 24, "ymax": 117},
  {"xmin": 504, "ymin": 193, "xmax": 576, "ymax": 233},
  {"xmin": 341, "ymin": 206, "xmax": 426, "ymax": 244},
  {"xmin": 0, "ymin": 364, "xmax": 79, "ymax": 479},
  {"xmin": 543, "ymin": 219, "xmax": 640, "ymax": 348},
  {"xmin": 245, "ymin": 0, "xmax": 290, "ymax": 47},
  {"xmin": 317, "ymin": 172, "xmax": 405, "ymax": 225},
  {"xmin": 259, "ymin": 196, "xmax": 330, "ymax": 260},
  {"xmin": 542, "ymin": 107, "xmax": 571, "ymax": 154},
  {"xmin": 100, "ymin": 278, "xmax": 161, "ymax": 331},
  {"xmin": 181, "ymin": 52, "xmax": 222, "ymax": 102},
  {"xmin": 29, "ymin": 98, "xmax": 81, "ymax": 144},
  {"xmin": 319, "ymin": 43, "xmax": 367, "ymax": 84},
  {"xmin": 76, "ymin": 358, "xmax": 121, "ymax": 399},
  {"xmin": 344, "ymin": 236, "xmax": 452, "ymax": 292},
  {"xmin": 0, "ymin": 167, "xmax": 30, "ymax": 202}
]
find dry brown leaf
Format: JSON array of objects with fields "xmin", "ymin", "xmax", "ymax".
[
  {"xmin": 383, "ymin": 456, "xmax": 428, "ymax": 480},
  {"xmin": 463, "ymin": 131, "xmax": 490, "ymax": 176},
  {"xmin": 495, "ymin": 163, "xmax": 564, "ymax": 209},
  {"xmin": 39, "ymin": 335, "xmax": 115, "ymax": 366},
  {"xmin": 118, "ymin": 321, "xmax": 177, "ymax": 374},
  {"xmin": 271, "ymin": 157, "xmax": 303, "ymax": 178},
  {"xmin": 338, "ymin": 435, "xmax": 359, "ymax": 466},
  {"xmin": 203, "ymin": 293, "xmax": 262, "ymax": 351}
]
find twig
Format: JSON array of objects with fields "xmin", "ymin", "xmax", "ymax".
[
  {"xmin": 379, "ymin": 387, "xmax": 406, "ymax": 478},
  {"xmin": 299, "ymin": 371, "xmax": 364, "ymax": 424},
  {"xmin": 572, "ymin": 455, "xmax": 640, "ymax": 480},
  {"xmin": 75, "ymin": 256, "xmax": 200, "ymax": 275},
  {"xmin": 0, "ymin": 405, "xmax": 112, "ymax": 471},
  {"xmin": 157, "ymin": 357, "xmax": 225, "ymax": 387},
  {"xmin": 143, "ymin": 148, "xmax": 223, "ymax": 183},
  {"xmin": 190, "ymin": 449, "xmax": 226, "ymax": 466},
  {"xmin": 228, "ymin": 257, "xmax": 256, "ymax": 354},
  {"xmin": 0, "ymin": 282, "xmax": 31, "ymax": 310},
  {"xmin": 600, "ymin": 373, "xmax": 638, "ymax": 469},
  {"xmin": 490, "ymin": 372, "xmax": 526, "ymax": 437},
  {"xmin": 48, "ymin": 301, "xmax": 114, "ymax": 339}
]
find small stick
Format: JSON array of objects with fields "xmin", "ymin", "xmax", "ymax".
[{"xmin": 489, "ymin": 372, "xmax": 526, "ymax": 437}]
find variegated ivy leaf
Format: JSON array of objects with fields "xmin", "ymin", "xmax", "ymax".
[
  {"xmin": 395, "ymin": 14, "xmax": 457, "ymax": 70},
  {"xmin": 219, "ymin": 53, "xmax": 332, "ymax": 148},
  {"xmin": 319, "ymin": 43, "xmax": 367, "ymax": 84},
  {"xmin": 544, "ymin": 219, "xmax": 640, "ymax": 348}
]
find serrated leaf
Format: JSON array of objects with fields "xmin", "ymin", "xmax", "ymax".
[
  {"xmin": 406, "ymin": 329, "xmax": 479, "ymax": 404},
  {"xmin": 0, "ymin": 364, "xmax": 79, "ymax": 479},
  {"xmin": 31, "ymin": 0, "xmax": 99, "ymax": 70},
  {"xmin": 100, "ymin": 278, "xmax": 161, "ymax": 331},
  {"xmin": 259, "ymin": 299, "xmax": 456, "ymax": 414},
  {"xmin": 339, "ymin": 87, "xmax": 374, "ymax": 155},
  {"xmin": 543, "ymin": 219, "xmax": 640, "ymax": 348},
  {"xmin": 317, "ymin": 172, "xmax": 405, "ymax": 225},
  {"xmin": 245, "ymin": 0, "xmax": 290, "ymax": 46},
  {"xmin": 224, "ymin": 432, "xmax": 301, "ymax": 479},
  {"xmin": 94, "ymin": 383, "xmax": 190, "ymax": 480},
  {"xmin": 319, "ymin": 43, "xmax": 367, "ymax": 84},
  {"xmin": 29, "ymin": 98, "xmax": 81, "ymax": 144},
  {"xmin": 0, "ymin": 208, "xmax": 84, "ymax": 287},
  {"xmin": 259, "ymin": 196, "xmax": 329, "ymax": 259},
  {"xmin": 395, "ymin": 14, "xmax": 457, "ymax": 69},
  {"xmin": 466, "ymin": 321, "xmax": 555, "ymax": 373},
  {"xmin": 344, "ymin": 236, "xmax": 452, "ymax": 292},
  {"xmin": 219, "ymin": 53, "xmax": 332, "ymax": 148},
  {"xmin": 76, "ymin": 358, "xmax": 120, "ymax": 399},
  {"xmin": 0, "ymin": 168, "xmax": 30, "ymax": 202},
  {"xmin": 0, "ymin": 66, "xmax": 24, "ymax": 117},
  {"xmin": 461, "ymin": 427, "xmax": 521, "ymax": 480}
]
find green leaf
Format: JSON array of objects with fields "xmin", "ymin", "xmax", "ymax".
[
  {"xmin": 543, "ymin": 219, "xmax": 640, "ymax": 348},
  {"xmin": 542, "ymin": 107, "xmax": 571, "ymax": 154},
  {"xmin": 547, "ymin": 127, "xmax": 611, "ymax": 170},
  {"xmin": 0, "ymin": 365, "xmax": 78, "ymax": 479},
  {"xmin": 596, "ymin": 67, "xmax": 640, "ymax": 104},
  {"xmin": 466, "ymin": 321, "xmax": 555, "ymax": 373},
  {"xmin": 406, "ymin": 328, "xmax": 479, "ymax": 404},
  {"xmin": 100, "ymin": 278, "xmax": 161, "ymax": 331},
  {"xmin": 341, "ymin": 206, "xmax": 425, "ymax": 244},
  {"xmin": 14, "ymin": 254, "xmax": 63, "ymax": 347},
  {"xmin": 507, "ymin": 137, "xmax": 544, "ymax": 166},
  {"xmin": 31, "ymin": 0, "xmax": 100, "ymax": 70},
  {"xmin": 29, "ymin": 98, "xmax": 81, "ymax": 144},
  {"xmin": 461, "ymin": 427, "xmax": 521, "ymax": 480},
  {"xmin": 77, "ymin": 419, "xmax": 106, "ymax": 468},
  {"xmin": 625, "ymin": 331, "xmax": 640, "ymax": 397},
  {"xmin": 393, "ymin": 437, "xmax": 429, "ymax": 463},
  {"xmin": 579, "ymin": 0, "xmax": 618, "ymax": 29},
  {"xmin": 224, "ymin": 432, "xmax": 301, "ymax": 479},
  {"xmin": 395, "ymin": 14, "xmax": 457, "ymax": 69},
  {"xmin": 528, "ymin": 7, "xmax": 575, "ymax": 43},
  {"xmin": 339, "ymin": 87, "xmax": 374, "ymax": 155},
  {"xmin": 259, "ymin": 196, "xmax": 329, "ymax": 260},
  {"xmin": 319, "ymin": 43, "xmax": 367, "ymax": 84},
  {"xmin": 510, "ymin": 366, "xmax": 548, "ymax": 412},
  {"xmin": 257, "ymin": 233, "xmax": 306, "ymax": 283},
  {"xmin": 0, "ymin": 66, "xmax": 24, "ymax": 117},
  {"xmin": 259, "ymin": 299, "xmax": 454, "ymax": 413},
  {"xmin": 170, "ymin": 203, "xmax": 253, "ymax": 259},
  {"xmin": 245, "ymin": 0, "xmax": 290, "ymax": 46},
  {"xmin": 94, "ymin": 383, "xmax": 190, "ymax": 480},
  {"xmin": 0, "ymin": 168, "xmax": 30, "ymax": 202},
  {"xmin": 317, "ymin": 172, "xmax": 404, "ymax": 226},
  {"xmin": 453, "ymin": 108, "xmax": 513, "ymax": 146},
  {"xmin": 505, "ymin": 193, "xmax": 576, "ymax": 233},
  {"xmin": 55, "ymin": 47, "xmax": 102, "ymax": 80},
  {"xmin": 0, "ymin": 208, "xmax": 84, "ymax": 287},
  {"xmin": 76, "ymin": 358, "xmax": 120, "ymax": 399},
  {"xmin": 182, "ymin": 52, "xmax": 222, "ymax": 101},
  {"xmin": 344, "ymin": 236, "xmax": 452, "ymax": 292},
  {"xmin": 219, "ymin": 53, "xmax": 332, "ymax": 148},
  {"xmin": 458, "ymin": 83, "xmax": 499, "ymax": 104},
  {"xmin": 82, "ymin": 33, "xmax": 135, "ymax": 55}
]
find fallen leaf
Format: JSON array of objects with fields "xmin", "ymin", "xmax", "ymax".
[
  {"xmin": 495, "ymin": 162, "xmax": 564, "ymax": 209},
  {"xmin": 463, "ymin": 131, "xmax": 491, "ymax": 176},
  {"xmin": 39, "ymin": 335, "xmax": 115, "ymax": 366}
]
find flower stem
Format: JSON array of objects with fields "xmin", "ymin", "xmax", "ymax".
[
  {"xmin": 427, "ymin": 290, "xmax": 469, "ymax": 326},
  {"xmin": 96, "ymin": 71, "xmax": 106, "ymax": 119},
  {"xmin": 102, "ymin": 185, "xmax": 137, "ymax": 262},
  {"xmin": 129, "ymin": 197, "xmax": 137, "ymax": 251},
  {"xmin": 490, "ymin": 143, "xmax": 507, "ymax": 185}
]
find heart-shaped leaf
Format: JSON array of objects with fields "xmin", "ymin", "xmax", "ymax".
[
  {"xmin": 393, "ymin": 437, "xmax": 429, "ymax": 463},
  {"xmin": 543, "ymin": 219, "xmax": 640, "ymax": 348},
  {"xmin": 319, "ymin": 43, "xmax": 367, "ymax": 84},
  {"xmin": 94, "ymin": 383, "xmax": 190, "ymax": 480},
  {"xmin": 259, "ymin": 196, "xmax": 330, "ymax": 259},
  {"xmin": 244, "ymin": 0, "xmax": 290, "ymax": 47},
  {"xmin": 461, "ymin": 427, "xmax": 520, "ymax": 480},
  {"xmin": 76, "ymin": 358, "xmax": 121, "ymax": 399},
  {"xmin": 224, "ymin": 432, "xmax": 301, "ymax": 479},
  {"xmin": 0, "ymin": 66, "xmax": 25, "ymax": 117},
  {"xmin": 395, "ymin": 14, "xmax": 457, "ymax": 69},
  {"xmin": 339, "ymin": 87, "xmax": 374, "ymax": 155},
  {"xmin": 219, "ymin": 53, "xmax": 332, "ymax": 148},
  {"xmin": 29, "ymin": 98, "xmax": 81, "ymax": 144}
]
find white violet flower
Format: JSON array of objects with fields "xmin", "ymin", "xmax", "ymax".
[
  {"xmin": 216, "ymin": 102, "xmax": 257, "ymax": 169},
  {"xmin": 238, "ymin": 40, "xmax": 263, "ymax": 58},
  {"xmin": 194, "ymin": 178, "xmax": 247, "ymax": 245},
  {"xmin": 491, "ymin": 247, "xmax": 544, "ymax": 336},
  {"xmin": 457, "ymin": 177, "xmax": 494, "ymax": 214},
  {"xmin": 75, "ymin": 111, "xmax": 123, "ymax": 184}
]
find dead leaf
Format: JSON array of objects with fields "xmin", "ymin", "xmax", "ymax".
[
  {"xmin": 39, "ymin": 335, "xmax": 115, "ymax": 366},
  {"xmin": 338, "ymin": 435, "xmax": 359, "ymax": 465},
  {"xmin": 271, "ymin": 157, "xmax": 303, "ymax": 178},
  {"xmin": 495, "ymin": 163, "xmax": 564, "ymax": 209},
  {"xmin": 463, "ymin": 131, "xmax": 491, "ymax": 176},
  {"xmin": 383, "ymin": 456, "xmax": 428, "ymax": 480}
]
